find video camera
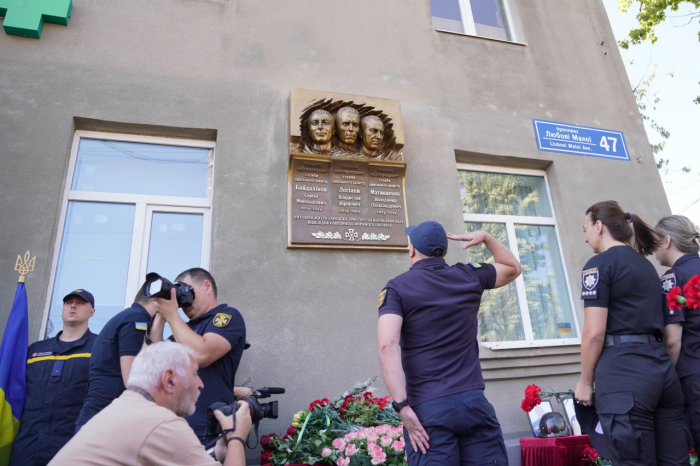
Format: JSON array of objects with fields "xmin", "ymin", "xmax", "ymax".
[
  {"xmin": 142, "ymin": 272, "xmax": 195, "ymax": 308},
  {"xmin": 206, "ymin": 387, "xmax": 285, "ymax": 436}
]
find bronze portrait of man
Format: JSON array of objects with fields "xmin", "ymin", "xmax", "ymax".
[
  {"xmin": 307, "ymin": 109, "xmax": 335, "ymax": 153},
  {"xmin": 359, "ymin": 115, "xmax": 385, "ymax": 158},
  {"xmin": 334, "ymin": 107, "xmax": 360, "ymax": 153}
]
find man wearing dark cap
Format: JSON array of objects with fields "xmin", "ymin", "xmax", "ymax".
[
  {"xmin": 75, "ymin": 286, "xmax": 157, "ymax": 430},
  {"xmin": 9, "ymin": 289, "xmax": 98, "ymax": 465},
  {"xmin": 377, "ymin": 221, "xmax": 523, "ymax": 465}
]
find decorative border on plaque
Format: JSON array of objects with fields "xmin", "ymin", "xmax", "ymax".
[{"xmin": 311, "ymin": 230, "xmax": 391, "ymax": 242}]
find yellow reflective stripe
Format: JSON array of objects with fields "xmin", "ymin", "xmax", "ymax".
[{"xmin": 27, "ymin": 353, "xmax": 91, "ymax": 364}]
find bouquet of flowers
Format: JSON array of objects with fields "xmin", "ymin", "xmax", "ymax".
[
  {"xmin": 261, "ymin": 377, "xmax": 406, "ymax": 466},
  {"xmin": 520, "ymin": 384, "xmax": 574, "ymax": 413},
  {"xmin": 667, "ymin": 274, "xmax": 700, "ymax": 312}
]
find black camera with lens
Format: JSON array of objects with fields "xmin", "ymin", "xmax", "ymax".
[
  {"xmin": 142, "ymin": 272, "xmax": 195, "ymax": 308},
  {"xmin": 206, "ymin": 387, "xmax": 285, "ymax": 436}
]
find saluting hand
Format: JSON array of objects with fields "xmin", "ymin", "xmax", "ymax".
[
  {"xmin": 447, "ymin": 230, "xmax": 490, "ymax": 249},
  {"xmin": 399, "ymin": 406, "xmax": 430, "ymax": 455}
]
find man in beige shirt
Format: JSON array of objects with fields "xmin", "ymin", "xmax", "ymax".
[{"xmin": 49, "ymin": 342, "xmax": 250, "ymax": 466}]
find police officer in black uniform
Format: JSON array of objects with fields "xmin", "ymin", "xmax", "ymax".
[
  {"xmin": 10, "ymin": 289, "xmax": 97, "ymax": 466},
  {"xmin": 655, "ymin": 214, "xmax": 700, "ymax": 449},
  {"xmin": 75, "ymin": 287, "xmax": 156, "ymax": 430},
  {"xmin": 149, "ymin": 267, "xmax": 246, "ymax": 445},
  {"xmin": 377, "ymin": 221, "xmax": 522, "ymax": 465},
  {"xmin": 575, "ymin": 201, "xmax": 688, "ymax": 465}
]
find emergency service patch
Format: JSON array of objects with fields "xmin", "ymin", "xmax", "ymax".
[
  {"xmin": 661, "ymin": 273, "xmax": 677, "ymax": 295},
  {"xmin": 213, "ymin": 313, "xmax": 232, "ymax": 328},
  {"xmin": 378, "ymin": 289, "xmax": 388, "ymax": 308},
  {"xmin": 468, "ymin": 262, "xmax": 482, "ymax": 269},
  {"xmin": 33, "ymin": 351, "xmax": 52, "ymax": 357},
  {"xmin": 134, "ymin": 322, "xmax": 148, "ymax": 331}
]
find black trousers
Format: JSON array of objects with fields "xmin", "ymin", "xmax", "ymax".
[
  {"xmin": 594, "ymin": 341, "xmax": 689, "ymax": 466},
  {"xmin": 680, "ymin": 374, "xmax": 700, "ymax": 450}
]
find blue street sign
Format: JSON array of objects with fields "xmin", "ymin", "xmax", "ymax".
[{"xmin": 532, "ymin": 119, "xmax": 630, "ymax": 161}]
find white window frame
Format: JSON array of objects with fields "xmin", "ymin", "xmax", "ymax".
[
  {"xmin": 435, "ymin": 0, "xmax": 518, "ymax": 43},
  {"xmin": 457, "ymin": 164, "xmax": 580, "ymax": 349},
  {"xmin": 39, "ymin": 131, "xmax": 216, "ymax": 339}
]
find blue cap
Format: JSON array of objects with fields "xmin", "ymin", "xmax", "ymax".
[
  {"xmin": 63, "ymin": 289, "xmax": 95, "ymax": 308},
  {"xmin": 405, "ymin": 221, "xmax": 448, "ymax": 257}
]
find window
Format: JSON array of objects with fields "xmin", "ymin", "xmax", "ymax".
[
  {"xmin": 430, "ymin": 0, "xmax": 515, "ymax": 42},
  {"xmin": 42, "ymin": 132, "xmax": 214, "ymax": 337},
  {"xmin": 458, "ymin": 165, "xmax": 579, "ymax": 348}
]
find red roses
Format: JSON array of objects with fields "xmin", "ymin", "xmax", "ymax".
[
  {"xmin": 582, "ymin": 446, "xmax": 599, "ymax": 461},
  {"xmin": 308, "ymin": 398, "xmax": 330, "ymax": 411},
  {"xmin": 521, "ymin": 384, "xmax": 543, "ymax": 413}
]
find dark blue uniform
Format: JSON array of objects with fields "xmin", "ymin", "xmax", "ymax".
[
  {"xmin": 75, "ymin": 303, "xmax": 150, "ymax": 430},
  {"xmin": 581, "ymin": 245, "xmax": 688, "ymax": 465},
  {"xmin": 662, "ymin": 253, "xmax": 700, "ymax": 448},
  {"xmin": 172, "ymin": 303, "xmax": 246, "ymax": 441},
  {"xmin": 378, "ymin": 257, "xmax": 507, "ymax": 465},
  {"xmin": 9, "ymin": 329, "xmax": 97, "ymax": 466}
]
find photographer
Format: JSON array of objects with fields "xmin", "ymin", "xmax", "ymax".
[
  {"xmin": 49, "ymin": 342, "xmax": 250, "ymax": 466},
  {"xmin": 148, "ymin": 268, "xmax": 246, "ymax": 444}
]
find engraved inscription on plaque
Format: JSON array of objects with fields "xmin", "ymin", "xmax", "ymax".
[{"xmin": 288, "ymin": 89, "xmax": 408, "ymax": 250}]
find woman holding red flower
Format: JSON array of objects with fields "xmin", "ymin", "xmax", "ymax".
[
  {"xmin": 654, "ymin": 215, "xmax": 700, "ymax": 449},
  {"xmin": 575, "ymin": 201, "xmax": 688, "ymax": 465}
]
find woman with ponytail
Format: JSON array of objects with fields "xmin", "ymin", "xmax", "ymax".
[
  {"xmin": 574, "ymin": 201, "xmax": 688, "ymax": 465},
  {"xmin": 655, "ymin": 214, "xmax": 700, "ymax": 449}
]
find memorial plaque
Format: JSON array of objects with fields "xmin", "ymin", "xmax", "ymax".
[{"xmin": 288, "ymin": 89, "xmax": 409, "ymax": 250}]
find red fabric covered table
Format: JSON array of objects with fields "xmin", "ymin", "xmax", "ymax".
[{"xmin": 520, "ymin": 435, "xmax": 593, "ymax": 466}]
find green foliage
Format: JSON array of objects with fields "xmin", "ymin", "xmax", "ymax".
[{"xmin": 618, "ymin": 0, "xmax": 700, "ymax": 104}]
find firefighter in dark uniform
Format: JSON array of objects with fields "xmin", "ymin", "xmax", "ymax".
[
  {"xmin": 9, "ymin": 289, "xmax": 97, "ymax": 466},
  {"xmin": 75, "ymin": 288, "xmax": 156, "ymax": 430},
  {"xmin": 575, "ymin": 201, "xmax": 689, "ymax": 465},
  {"xmin": 149, "ymin": 267, "xmax": 246, "ymax": 445},
  {"xmin": 655, "ymin": 214, "xmax": 700, "ymax": 449},
  {"xmin": 377, "ymin": 221, "xmax": 522, "ymax": 465}
]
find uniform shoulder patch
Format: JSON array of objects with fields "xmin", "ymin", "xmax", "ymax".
[
  {"xmin": 661, "ymin": 273, "xmax": 677, "ymax": 295},
  {"xmin": 213, "ymin": 313, "xmax": 232, "ymax": 328},
  {"xmin": 468, "ymin": 262, "xmax": 482, "ymax": 269},
  {"xmin": 134, "ymin": 322, "xmax": 148, "ymax": 331},
  {"xmin": 378, "ymin": 289, "xmax": 388, "ymax": 309},
  {"xmin": 582, "ymin": 268, "xmax": 599, "ymax": 290}
]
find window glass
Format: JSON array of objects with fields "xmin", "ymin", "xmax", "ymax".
[
  {"xmin": 459, "ymin": 171, "xmax": 552, "ymax": 217},
  {"xmin": 430, "ymin": 0, "xmax": 465, "ymax": 33},
  {"xmin": 46, "ymin": 201, "xmax": 135, "ymax": 337},
  {"xmin": 72, "ymin": 139, "xmax": 210, "ymax": 198},
  {"xmin": 467, "ymin": 222, "xmax": 525, "ymax": 342},
  {"xmin": 146, "ymin": 212, "xmax": 204, "ymax": 281},
  {"xmin": 515, "ymin": 224, "xmax": 577, "ymax": 340},
  {"xmin": 469, "ymin": 0, "xmax": 510, "ymax": 41}
]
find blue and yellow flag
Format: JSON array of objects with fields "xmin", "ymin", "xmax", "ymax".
[{"xmin": 0, "ymin": 283, "xmax": 28, "ymax": 466}]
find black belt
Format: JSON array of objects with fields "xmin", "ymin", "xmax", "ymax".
[{"xmin": 604, "ymin": 334, "xmax": 656, "ymax": 347}]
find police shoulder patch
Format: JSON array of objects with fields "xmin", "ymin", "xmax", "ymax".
[
  {"xmin": 582, "ymin": 268, "xmax": 599, "ymax": 291},
  {"xmin": 661, "ymin": 273, "xmax": 677, "ymax": 295},
  {"xmin": 378, "ymin": 289, "xmax": 388, "ymax": 309},
  {"xmin": 213, "ymin": 313, "xmax": 232, "ymax": 328}
]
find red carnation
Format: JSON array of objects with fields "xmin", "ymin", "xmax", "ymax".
[
  {"xmin": 683, "ymin": 275, "xmax": 700, "ymax": 310},
  {"xmin": 308, "ymin": 398, "xmax": 330, "ymax": 411},
  {"xmin": 667, "ymin": 286, "xmax": 687, "ymax": 312},
  {"xmin": 283, "ymin": 426, "xmax": 297, "ymax": 440},
  {"xmin": 520, "ymin": 384, "xmax": 542, "ymax": 413},
  {"xmin": 690, "ymin": 448, "xmax": 697, "ymax": 456},
  {"xmin": 582, "ymin": 446, "xmax": 599, "ymax": 460}
]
